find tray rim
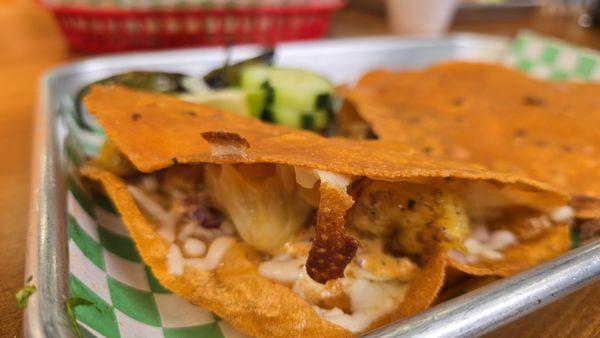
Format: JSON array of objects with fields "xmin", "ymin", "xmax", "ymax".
[{"xmin": 24, "ymin": 33, "xmax": 600, "ymax": 338}]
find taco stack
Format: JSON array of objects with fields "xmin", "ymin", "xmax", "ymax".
[{"xmin": 81, "ymin": 85, "xmax": 570, "ymax": 337}]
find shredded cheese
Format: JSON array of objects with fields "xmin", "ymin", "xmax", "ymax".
[
  {"xmin": 258, "ymin": 241, "xmax": 412, "ymax": 333},
  {"xmin": 127, "ymin": 185, "xmax": 176, "ymax": 229},
  {"xmin": 551, "ymin": 206, "xmax": 574, "ymax": 223},
  {"xmin": 186, "ymin": 236, "xmax": 236, "ymax": 271},
  {"xmin": 452, "ymin": 225, "xmax": 518, "ymax": 264},
  {"xmin": 183, "ymin": 238, "xmax": 207, "ymax": 257},
  {"xmin": 312, "ymin": 279, "xmax": 408, "ymax": 333},
  {"xmin": 167, "ymin": 244, "xmax": 185, "ymax": 276}
]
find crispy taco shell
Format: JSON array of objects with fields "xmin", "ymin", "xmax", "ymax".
[
  {"xmin": 84, "ymin": 85, "xmax": 563, "ymax": 200},
  {"xmin": 82, "ymin": 165, "xmax": 448, "ymax": 337},
  {"xmin": 340, "ymin": 62, "xmax": 600, "ymax": 217}
]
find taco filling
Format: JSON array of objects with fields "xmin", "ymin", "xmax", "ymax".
[{"xmin": 110, "ymin": 158, "xmax": 569, "ymax": 333}]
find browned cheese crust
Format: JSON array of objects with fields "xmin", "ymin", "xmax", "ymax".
[
  {"xmin": 201, "ymin": 131, "xmax": 250, "ymax": 148},
  {"xmin": 306, "ymin": 183, "xmax": 359, "ymax": 283}
]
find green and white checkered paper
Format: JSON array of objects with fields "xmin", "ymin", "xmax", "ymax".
[
  {"xmin": 65, "ymin": 108, "xmax": 247, "ymax": 337},
  {"xmin": 66, "ymin": 31, "xmax": 600, "ymax": 338},
  {"xmin": 503, "ymin": 31, "xmax": 600, "ymax": 81}
]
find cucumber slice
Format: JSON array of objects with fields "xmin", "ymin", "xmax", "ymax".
[
  {"xmin": 246, "ymin": 90, "xmax": 265, "ymax": 118},
  {"xmin": 301, "ymin": 114, "xmax": 315, "ymax": 130},
  {"xmin": 312, "ymin": 110, "xmax": 330, "ymax": 131},
  {"xmin": 179, "ymin": 89, "xmax": 250, "ymax": 116},
  {"xmin": 240, "ymin": 65, "xmax": 334, "ymax": 131},
  {"xmin": 272, "ymin": 107, "xmax": 301, "ymax": 128},
  {"xmin": 261, "ymin": 108, "xmax": 275, "ymax": 123},
  {"xmin": 271, "ymin": 108, "xmax": 330, "ymax": 131},
  {"xmin": 240, "ymin": 66, "xmax": 272, "ymax": 91}
]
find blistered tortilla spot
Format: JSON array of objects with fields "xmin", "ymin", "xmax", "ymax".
[
  {"xmin": 201, "ymin": 131, "xmax": 250, "ymax": 149},
  {"xmin": 447, "ymin": 223, "xmax": 569, "ymax": 277},
  {"xmin": 201, "ymin": 131, "xmax": 250, "ymax": 160},
  {"xmin": 80, "ymin": 165, "xmax": 351, "ymax": 338},
  {"xmin": 307, "ymin": 183, "xmax": 358, "ymax": 284}
]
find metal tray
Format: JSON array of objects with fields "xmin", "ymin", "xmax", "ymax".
[{"xmin": 25, "ymin": 33, "xmax": 600, "ymax": 338}]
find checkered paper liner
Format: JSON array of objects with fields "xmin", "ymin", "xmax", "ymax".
[
  {"xmin": 64, "ymin": 31, "xmax": 599, "ymax": 338},
  {"xmin": 503, "ymin": 31, "xmax": 600, "ymax": 81}
]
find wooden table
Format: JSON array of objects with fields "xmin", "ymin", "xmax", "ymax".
[{"xmin": 1, "ymin": 2, "xmax": 599, "ymax": 337}]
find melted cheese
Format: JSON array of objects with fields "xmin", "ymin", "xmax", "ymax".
[
  {"xmin": 167, "ymin": 244, "xmax": 185, "ymax": 275},
  {"xmin": 450, "ymin": 225, "xmax": 518, "ymax": 264},
  {"xmin": 128, "ymin": 185, "xmax": 176, "ymax": 229},
  {"xmin": 132, "ymin": 169, "xmax": 417, "ymax": 332},
  {"xmin": 551, "ymin": 206, "xmax": 574, "ymax": 223},
  {"xmin": 312, "ymin": 279, "xmax": 408, "ymax": 333},
  {"xmin": 258, "ymin": 255, "xmax": 305, "ymax": 283},
  {"xmin": 183, "ymin": 238, "xmax": 207, "ymax": 257},
  {"xmin": 294, "ymin": 166, "xmax": 351, "ymax": 190},
  {"xmin": 129, "ymin": 181, "xmax": 235, "ymax": 273},
  {"xmin": 186, "ymin": 236, "xmax": 236, "ymax": 271},
  {"xmin": 258, "ymin": 238, "xmax": 414, "ymax": 333},
  {"xmin": 166, "ymin": 237, "xmax": 235, "ymax": 274},
  {"xmin": 350, "ymin": 237, "xmax": 418, "ymax": 282}
]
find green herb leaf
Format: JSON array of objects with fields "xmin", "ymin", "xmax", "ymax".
[
  {"xmin": 66, "ymin": 297, "xmax": 94, "ymax": 338},
  {"xmin": 16, "ymin": 284, "xmax": 37, "ymax": 309}
]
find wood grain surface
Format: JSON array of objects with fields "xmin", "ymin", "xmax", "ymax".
[{"xmin": 1, "ymin": 1, "xmax": 598, "ymax": 337}]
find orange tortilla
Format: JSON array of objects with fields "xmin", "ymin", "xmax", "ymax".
[
  {"xmin": 340, "ymin": 61, "xmax": 600, "ymax": 218},
  {"xmin": 84, "ymin": 85, "xmax": 563, "ymax": 206}
]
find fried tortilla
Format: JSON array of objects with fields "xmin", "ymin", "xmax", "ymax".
[
  {"xmin": 340, "ymin": 61, "xmax": 600, "ymax": 220},
  {"xmin": 81, "ymin": 85, "xmax": 570, "ymax": 336}
]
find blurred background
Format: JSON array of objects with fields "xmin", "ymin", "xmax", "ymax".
[
  {"xmin": 3, "ymin": 0, "xmax": 600, "ymax": 54},
  {"xmin": 2, "ymin": 0, "xmax": 600, "ymax": 337}
]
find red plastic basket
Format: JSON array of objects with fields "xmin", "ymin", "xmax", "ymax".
[{"xmin": 43, "ymin": 2, "xmax": 344, "ymax": 53}]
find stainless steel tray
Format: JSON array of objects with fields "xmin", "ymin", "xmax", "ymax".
[{"xmin": 25, "ymin": 33, "xmax": 600, "ymax": 338}]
